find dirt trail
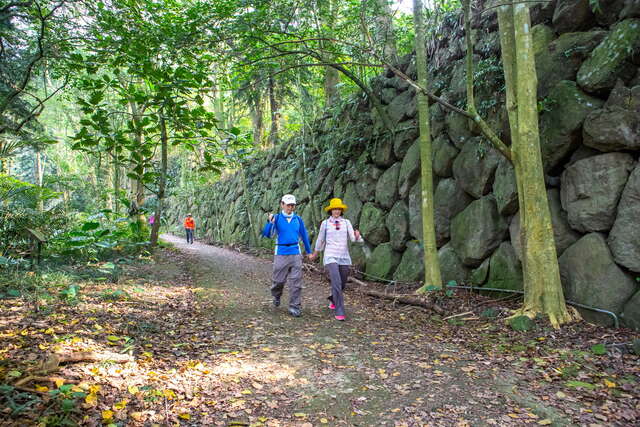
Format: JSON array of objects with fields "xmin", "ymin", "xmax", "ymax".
[{"xmin": 159, "ymin": 234, "xmax": 560, "ymax": 426}]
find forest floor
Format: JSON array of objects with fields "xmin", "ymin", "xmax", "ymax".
[{"xmin": 1, "ymin": 234, "xmax": 639, "ymax": 426}]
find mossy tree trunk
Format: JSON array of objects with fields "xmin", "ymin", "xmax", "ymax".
[
  {"xmin": 413, "ymin": 0, "xmax": 442, "ymax": 292},
  {"xmin": 496, "ymin": 3, "xmax": 575, "ymax": 327}
]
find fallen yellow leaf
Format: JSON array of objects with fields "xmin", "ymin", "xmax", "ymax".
[
  {"xmin": 538, "ymin": 420, "xmax": 552, "ymax": 426},
  {"xmin": 163, "ymin": 389, "xmax": 176, "ymax": 400},
  {"xmin": 320, "ymin": 418, "xmax": 329, "ymax": 424},
  {"xmin": 604, "ymin": 379, "xmax": 616, "ymax": 388},
  {"xmin": 113, "ymin": 399, "xmax": 128, "ymax": 410},
  {"xmin": 102, "ymin": 409, "xmax": 114, "ymax": 420},
  {"xmin": 178, "ymin": 413, "xmax": 190, "ymax": 420},
  {"xmin": 128, "ymin": 385, "xmax": 139, "ymax": 394},
  {"xmin": 293, "ymin": 413, "xmax": 307, "ymax": 418},
  {"xmin": 85, "ymin": 393, "xmax": 98, "ymax": 406},
  {"xmin": 35, "ymin": 385, "xmax": 49, "ymax": 392},
  {"xmin": 240, "ymin": 389, "xmax": 252, "ymax": 395},
  {"xmin": 89, "ymin": 384, "xmax": 101, "ymax": 394},
  {"xmin": 54, "ymin": 378, "xmax": 64, "ymax": 388}
]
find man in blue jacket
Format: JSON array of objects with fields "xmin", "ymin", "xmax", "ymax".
[{"xmin": 262, "ymin": 194, "xmax": 312, "ymax": 317}]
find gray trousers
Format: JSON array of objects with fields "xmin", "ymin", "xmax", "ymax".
[
  {"xmin": 326, "ymin": 263, "xmax": 350, "ymax": 317},
  {"xmin": 271, "ymin": 254, "xmax": 303, "ymax": 309}
]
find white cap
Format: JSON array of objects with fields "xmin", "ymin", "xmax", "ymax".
[{"xmin": 281, "ymin": 194, "xmax": 296, "ymax": 204}]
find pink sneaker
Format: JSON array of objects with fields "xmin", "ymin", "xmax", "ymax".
[
  {"xmin": 329, "ymin": 303, "xmax": 336, "ymax": 310},
  {"xmin": 335, "ymin": 315, "xmax": 345, "ymax": 321}
]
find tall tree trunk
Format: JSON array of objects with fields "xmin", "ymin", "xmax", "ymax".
[
  {"xmin": 250, "ymin": 96, "xmax": 264, "ymax": 146},
  {"xmin": 413, "ymin": 0, "xmax": 442, "ymax": 292},
  {"xmin": 497, "ymin": 3, "xmax": 574, "ymax": 327},
  {"xmin": 150, "ymin": 112, "xmax": 168, "ymax": 247},
  {"xmin": 375, "ymin": 0, "xmax": 398, "ymax": 64},
  {"xmin": 34, "ymin": 149, "xmax": 44, "ymax": 211},
  {"xmin": 324, "ymin": 66, "xmax": 341, "ymax": 107},
  {"xmin": 128, "ymin": 100, "xmax": 145, "ymax": 208},
  {"xmin": 268, "ymin": 77, "xmax": 280, "ymax": 147},
  {"xmin": 112, "ymin": 151, "xmax": 120, "ymax": 215}
]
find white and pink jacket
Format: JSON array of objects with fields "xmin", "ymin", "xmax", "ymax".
[{"xmin": 314, "ymin": 216, "xmax": 364, "ymax": 265}]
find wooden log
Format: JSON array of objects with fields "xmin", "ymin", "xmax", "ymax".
[{"xmin": 349, "ymin": 277, "xmax": 445, "ymax": 314}]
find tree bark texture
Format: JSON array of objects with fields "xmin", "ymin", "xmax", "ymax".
[
  {"xmin": 150, "ymin": 113, "xmax": 168, "ymax": 247},
  {"xmin": 413, "ymin": 0, "xmax": 442, "ymax": 291}
]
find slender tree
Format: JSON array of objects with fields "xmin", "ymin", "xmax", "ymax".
[{"xmin": 413, "ymin": 0, "xmax": 442, "ymax": 291}]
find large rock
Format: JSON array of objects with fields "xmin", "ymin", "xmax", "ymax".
[
  {"xmin": 375, "ymin": 163, "xmax": 401, "ymax": 209},
  {"xmin": 487, "ymin": 242, "xmax": 523, "ymax": 292},
  {"xmin": 373, "ymin": 136, "xmax": 396, "ymax": 167},
  {"xmin": 535, "ymin": 31, "xmax": 607, "ymax": 98},
  {"xmin": 452, "ymin": 138, "xmax": 500, "ymax": 199},
  {"xmin": 622, "ymin": 290, "xmax": 640, "ymax": 330},
  {"xmin": 493, "ymin": 157, "xmax": 518, "ymax": 216},
  {"xmin": 577, "ymin": 19, "xmax": 640, "ymax": 94},
  {"xmin": 355, "ymin": 166, "xmax": 383, "ymax": 202},
  {"xmin": 531, "ymin": 24, "xmax": 556, "ymax": 55},
  {"xmin": 387, "ymin": 89, "xmax": 417, "ymax": 125},
  {"xmin": 398, "ymin": 140, "xmax": 420, "ymax": 199},
  {"xmin": 552, "ymin": 0, "xmax": 596, "ymax": 34},
  {"xmin": 559, "ymin": 233, "xmax": 638, "ymax": 325},
  {"xmin": 393, "ymin": 121, "xmax": 418, "ymax": 158},
  {"xmin": 434, "ymin": 178, "xmax": 473, "ymax": 247},
  {"xmin": 510, "ymin": 189, "xmax": 580, "ymax": 260},
  {"xmin": 438, "ymin": 243, "xmax": 470, "ymax": 285},
  {"xmin": 386, "ymin": 201, "xmax": 410, "ymax": 251},
  {"xmin": 350, "ymin": 241, "xmax": 373, "ymax": 272},
  {"xmin": 394, "ymin": 240, "xmax": 424, "ymax": 283},
  {"xmin": 445, "ymin": 111, "xmax": 473, "ymax": 148},
  {"xmin": 365, "ymin": 242, "xmax": 401, "ymax": 280},
  {"xmin": 561, "ymin": 152, "xmax": 635, "ymax": 232},
  {"xmin": 595, "ymin": 0, "xmax": 626, "ymax": 26},
  {"xmin": 450, "ymin": 197, "xmax": 508, "ymax": 267},
  {"xmin": 470, "ymin": 258, "xmax": 490, "ymax": 286},
  {"xmin": 539, "ymin": 81, "xmax": 604, "ymax": 172},
  {"xmin": 583, "ymin": 107, "xmax": 640, "ymax": 151},
  {"xmin": 432, "ymin": 134, "xmax": 459, "ymax": 178},
  {"xmin": 605, "ymin": 81, "xmax": 640, "ymax": 111},
  {"xmin": 342, "ymin": 182, "xmax": 363, "ymax": 226},
  {"xmin": 608, "ymin": 164, "xmax": 640, "ymax": 272},
  {"xmin": 360, "ymin": 203, "xmax": 389, "ymax": 245}
]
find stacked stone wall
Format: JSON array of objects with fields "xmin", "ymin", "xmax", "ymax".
[{"xmin": 169, "ymin": 0, "xmax": 640, "ymax": 329}]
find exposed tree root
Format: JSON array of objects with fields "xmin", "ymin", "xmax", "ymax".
[{"xmin": 508, "ymin": 305, "xmax": 581, "ymax": 329}]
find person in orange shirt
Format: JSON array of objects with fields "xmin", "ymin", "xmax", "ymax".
[{"xmin": 184, "ymin": 214, "xmax": 195, "ymax": 244}]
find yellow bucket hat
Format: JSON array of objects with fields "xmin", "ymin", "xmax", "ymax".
[{"xmin": 324, "ymin": 198, "xmax": 348, "ymax": 212}]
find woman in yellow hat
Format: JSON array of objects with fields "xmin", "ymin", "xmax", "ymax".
[{"xmin": 309, "ymin": 198, "xmax": 364, "ymax": 321}]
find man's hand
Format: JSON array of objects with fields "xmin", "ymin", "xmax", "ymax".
[
  {"xmin": 308, "ymin": 252, "xmax": 318, "ymax": 261},
  {"xmin": 354, "ymin": 229, "xmax": 361, "ymax": 240}
]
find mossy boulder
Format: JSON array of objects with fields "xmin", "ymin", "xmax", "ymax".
[
  {"xmin": 350, "ymin": 241, "xmax": 373, "ymax": 272},
  {"xmin": 531, "ymin": 24, "xmax": 556, "ymax": 55},
  {"xmin": 375, "ymin": 163, "xmax": 401, "ymax": 209},
  {"xmin": 450, "ymin": 197, "xmax": 508, "ymax": 267},
  {"xmin": 559, "ymin": 233, "xmax": 638, "ymax": 326},
  {"xmin": 560, "ymin": 152, "xmax": 635, "ymax": 232},
  {"xmin": 487, "ymin": 242, "xmax": 523, "ymax": 292},
  {"xmin": 539, "ymin": 80, "xmax": 604, "ymax": 172},
  {"xmin": 452, "ymin": 138, "xmax": 500, "ymax": 199},
  {"xmin": 608, "ymin": 164, "xmax": 640, "ymax": 272},
  {"xmin": 434, "ymin": 178, "xmax": 473, "ymax": 247},
  {"xmin": 552, "ymin": 0, "xmax": 596, "ymax": 34},
  {"xmin": 535, "ymin": 30, "xmax": 607, "ymax": 98},
  {"xmin": 493, "ymin": 157, "xmax": 518, "ymax": 216},
  {"xmin": 373, "ymin": 136, "xmax": 396, "ymax": 167},
  {"xmin": 387, "ymin": 89, "xmax": 416, "ymax": 125},
  {"xmin": 583, "ymin": 106, "xmax": 640, "ymax": 151},
  {"xmin": 432, "ymin": 134, "xmax": 459, "ymax": 178},
  {"xmin": 398, "ymin": 140, "xmax": 421, "ymax": 199},
  {"xmin": 408, "ymin": 181, "xmax": 422, "ymax": 240},
  {"xmin": 394, "ymin": 240, "xmax": 424, "ymax": 283},
  {"xmin": 577, "ymin": 19, "xmax": 640, "ymax": 93},
  {"xmin": 470, "ymin": 258, "xmax": 490, "ymax": 286},
  {"xmin": 445, "ymin": 111, "xmax": 473, "ymax": 148},
  {"xmin": 365, "ymin": 242, "xmax": 401, "ymax": 280},
  {"xmin": 355, "ymin": 166, "xmax": 383, "ymax": 202},
  {"xmin": 438, "ymin": 243, "xmax": 470, "ymax": 285},
  {"xmin": 342, "ymin": 182, "xmax": 363, "ymax": 226},
  {"xmin": 386, "ymin": 201, "xmax": 410, "ymax": 251},
  {"xmin": 360, "ymin": 203, "xmax": 389, "ymax": 245},
  {"xmin": 393, "ymin": 121, "xmax": 418, "ymax": 158}
]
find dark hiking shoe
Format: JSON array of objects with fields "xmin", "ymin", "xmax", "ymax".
[
  {"xmin": 288, "ymin": 307, "xmax": 302, "ymax": 317},
  {"xmin": 272, "ymin": 297, "xmax": 281, "ymax": 307}
]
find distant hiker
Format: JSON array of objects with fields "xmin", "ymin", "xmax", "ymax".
[
  {"xmin": 184, "ymin": 214, "xmax": 195, "ymax": 244},
  {"xmin": 261, "ymin": 194, "xmax": 312, "ymax": 317},
  {"xmin": 309, "ymin": 198, "xmax": 363, "ymax": 321}
]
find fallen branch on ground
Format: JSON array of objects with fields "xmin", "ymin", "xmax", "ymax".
[
  {"xmin": 349, "ymin": 277, "xmax": 445, "ymax": 315},
  {"xmin": 39, "ymin": 351, "xmax": 134, "ymax": 373},
  {"xmin": 443, "ymin": 311, "xmax": 473, "ymax": 321}
]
